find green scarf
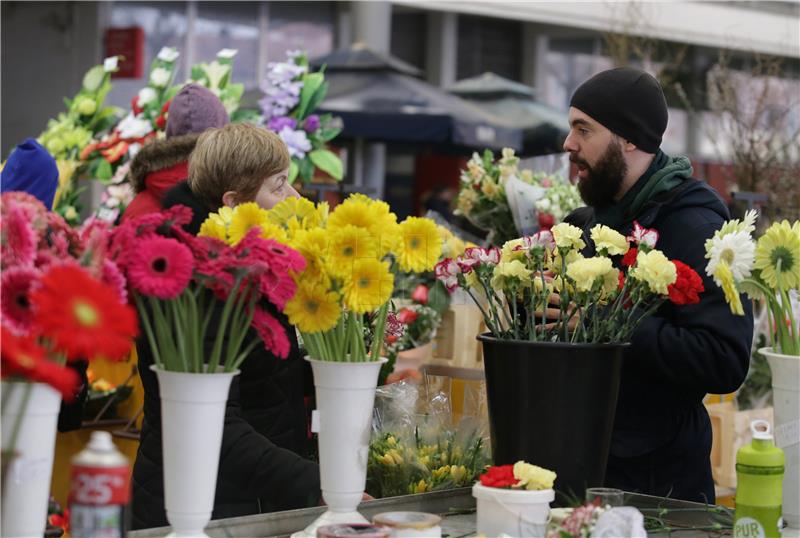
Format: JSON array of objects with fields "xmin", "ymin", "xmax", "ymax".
[{"xmin": 595, "ymin": 151, "xmax": 693, "ymax": 230}]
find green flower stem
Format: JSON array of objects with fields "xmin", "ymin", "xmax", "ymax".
[
  {"xmin": 169, "ymin": 298, "xmax": 189, "ymax": 372},
  {"xmin": 466, "ymin": 289, "xmax": 499, "ymax": 336},
  {"xmin": 230, "ymin": 337, "xmax": 262, "ymax": 372},
  {"xmin": 208, "ymin": 274, "xmax": 243, "ymax": 373},
  {"xmin": 370, "ymin": 302, "xmax": 390, "ymax": 360},
  {"xmin": 135, "ymin": 294, "xmax": 163, "ymax": 369},
  {"xmin": 149, "ymin": 295, "xmax": 177, "ymax": 370}
]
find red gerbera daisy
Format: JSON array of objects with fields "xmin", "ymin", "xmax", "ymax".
[
  {"xmin": 1, "ymin": 327, "xmax": 81, "ymax": 401},
  {"xmin": 126, "ymin": 236, "xmax": 194, "ymax": 299},
  {"xmin": 1, "ymin": 266, "xmax": 42, "ymax": 335},
  {"xmin": 30, "ymin": 265, "xmax": 138, "ymax": 362},
  {"xmin": 252, "ymin": 307, "xmax": 291, "ymax": 359}
]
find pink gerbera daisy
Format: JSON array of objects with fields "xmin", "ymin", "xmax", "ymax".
[
  {"xmin": 102, "ymin": 259, "xmax": 128, "ymax": 302},
  {"xmin": 259, "ymin": 269, "xmax": 297, "ymax": 310},
  {"xmin": 1, "ymin": 266, "xmax": 42, "ymax": 335},
  {"xmin": 2, "ymin": 205, "xmax": 37, "ymax": 268},
  {"xmin": 252, "ymin": 307, "xmax": 291, "ymax": 359},
  {"xmin": 126, "ymin": 236, "xmax": 194, "ymax": 299}
]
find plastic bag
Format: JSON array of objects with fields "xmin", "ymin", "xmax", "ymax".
[
  {"xmin": 367, "ymin": 377, "xmax": 490, "ymax": 498},
  {"xmin": 505, "ymin": 175, "xmax": 545, "ymax": 237},
  {"xmin": 591, "ymin": 507, "xmax": 647, "ymax": 538}
]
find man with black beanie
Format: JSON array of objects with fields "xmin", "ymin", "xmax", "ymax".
[{"xmin": 562, "ymin": 67, "xmax": 753, "ymax": 502}]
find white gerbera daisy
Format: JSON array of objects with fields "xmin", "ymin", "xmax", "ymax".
[{"xmin": 705, "ymin": 230, "xmax": 755, "ymax": 286}]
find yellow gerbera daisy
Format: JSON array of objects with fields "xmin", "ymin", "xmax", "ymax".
[
  {"xmin": 343, "ymin": 259, "xmax": 394, "ymax": 314},
  {"xmin": 217, "ymin": 206, "xmax": 234, "ymax": 224},
  {"xmin": 396, "ymin": 217, "xmax": 442, "ymax": 272},
  {"xmin": 198, "ymin": 214, "xmax": 228, "ymax": 242},
  {"xmin": 267, "ymin": 197, "xmax": 318, "ymax": 227},
  {"xmin": 328, "ymin": 225, "xmax": 379, "ymax": 276},
  {"xmin": 328, "ymin": 196, "xmax": 375, "ymax": 231},
  {"xmin": 329, "ymin": 194, "xmax": 399, "ymax": 254},
  {"xmin": 228, "ymin": 202, "xmax": 271, "ymax": 245},
  {"xmin": 284, "ymin": 280, "xmax": 341, "ymax": 333},
  {"xmin": 754, "ymin": 220, "xmax": 800, "ymax": 290}
]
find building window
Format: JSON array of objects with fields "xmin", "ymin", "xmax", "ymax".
[
  {"xmin": 195, "ymin": 2, "xmax": 260, "ymax": 88},
  {"xmin": 391, "ymin": 8, "xmax": 427, "ymax": 71},
  {"xmin": 457, "ymin": 15, "xmax": 521, "ymax": 82}
]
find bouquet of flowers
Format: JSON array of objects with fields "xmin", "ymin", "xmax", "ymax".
[
  {"xmin": 260, "ymin": 51, "xmax": 343, "ymax": 184},
  {"xmin": 705, "ymin": 210, "xmax": 800, "ymax": 355},
  {"xmin": 36, "ymin": 57, "xmax": 123, "ymax": 223},
  {"xmin": 479, "ymin": 461, "xmax": 557, "ymax": 491},
  {"xmin": 454, "ymin": 148, "xmax": 583, "ymax": 245},
  {"xmin": 190, "ymin": 48, "xmax": 254, "ymax": 121},
  {"xmin": 200, "ymin": 195, "xmax": 442, "ymax": 362},
  {"xmin": 436, "ymin": 221, "xmax": 705, "ymax": 343},
  {"xmin": 1, "ymin": 192, "xmax": 138, "ymax": 459},
  {"xmin": 110, "ymin": 205, "xmax": 305, "ymax": 372}
]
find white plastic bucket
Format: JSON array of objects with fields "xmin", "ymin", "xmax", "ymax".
[{"xmin": 472, "ymin": 482, "xmax": 554, "ymax": 538}]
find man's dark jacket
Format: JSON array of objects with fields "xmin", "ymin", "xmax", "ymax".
[
  {"xmin": 566, "ymin": 172, "xmax": 753, "ymax": 502},
  {"xmin": 131, "ymin": 181, "xmax": 320, "ymax": 529}
]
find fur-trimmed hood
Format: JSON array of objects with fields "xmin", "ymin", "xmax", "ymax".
[{"xmin": 128, "ymin": 133, "xmax": 199, "ymax": 193}]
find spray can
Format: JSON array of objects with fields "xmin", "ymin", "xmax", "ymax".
[
  {"xmin": 734, "ymin": 419, "xmax": 784, "ymax": 538},
  {"xmin": 68, "ymin": 431, "xmax": 131, "ymax": 538}
]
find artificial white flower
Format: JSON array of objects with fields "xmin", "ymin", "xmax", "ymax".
[
  {"xmin": 103, "ymin": 56, "xmax": 119, "ymax": 72},
  {"xmin": 705, "ymin": 230, "xmax": 755, "ymax": 286},
  {"xmin": 150, "ymin": 67, "xmax": 171, "ymax": 88},
  {"xmin": 157, "ymin": 47, "xmax": 180, "ymax": 63},
  {"xmin": 217, "ymin": 48, "xmax": 238, "ymax": 59},
  {"xmin": 116, "ymin": 113, "xmax": 153, "ymax": 139},
  {"xmin": 137, "ymin": 87, "xmax": 157, "ymax": 106}
]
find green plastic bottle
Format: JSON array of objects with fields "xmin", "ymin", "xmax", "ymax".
[{"xmin": 734, "ymin": 419, "xmax": 785, "ymax": 538}]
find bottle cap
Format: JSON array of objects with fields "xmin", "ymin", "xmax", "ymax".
[
  {"xmin": 87, "ymin": 431, "xmax": 116, "ymax": 452},
  {"xmin": 751, "ymin": 419, "xmax": 773, "ymax": 441}
]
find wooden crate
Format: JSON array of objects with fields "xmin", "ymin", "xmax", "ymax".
[
  {"xmin": 430, "ymin": 303, "xmax": 486, "ymax": 370},
  {"xmin": 706, "ymin": 401, "xmax": 774, "ymax": 488}
]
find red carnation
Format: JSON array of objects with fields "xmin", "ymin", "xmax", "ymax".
[
  {"xmin": 397, "ymin": 308, "xmax": 419, "ymax": 325},
  {"xmin": 479, "ymin": 465, "xmax": 518, "ymax": 488},
  {"xmin": 618, "ymin": 271, "xmax": 625, "ymax": 291},
  {"xmin": 411, "ymin": 284, "xmax": 429, "ymax": 305},
  {"xmin": 622, "ymin": 247, "xmax": 638, "ymax": 267},
  {"xmin": 668, "ymin": 260, "xmax": 704, "ymax": 306}
]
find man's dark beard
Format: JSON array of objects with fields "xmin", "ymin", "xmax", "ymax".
[{"xmin": 572, "ymin": 140, "xmax": 628, "ymax": 208}]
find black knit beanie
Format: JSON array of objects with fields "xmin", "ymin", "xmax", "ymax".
[{"xmin": 570, "ymin": 67, "xmax": 668, "ymax": 154}]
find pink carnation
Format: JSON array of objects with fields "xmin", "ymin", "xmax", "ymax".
[
  {"xmin": 252, "ymin": 307, "xmax": 291, "ymax": 359},
  {"xmin": 1, "ymin": 266, "xmax": 42, "ymax": 335},
  {"xmin": 126, "ymin": 236, "xmax": 194, "ymax": 299}
]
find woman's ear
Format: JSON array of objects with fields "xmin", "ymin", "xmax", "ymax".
[{"xmin": 221, "ymin": 191, "xmax": 238, "ymax": 208}]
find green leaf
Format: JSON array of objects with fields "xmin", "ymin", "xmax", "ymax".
[
  {"xmin": 303, "ymin": 83, "xmax": 328, "ymax": 121},
  {"xmin": 190, "ymin": 65, "xmax": 206, "ymax": 83},
  {"xmin": 296, "ymin": 73, "xmax": 324, "ymax": 119},
  {"xmin": 95, "ymin": 159, "xmax": 113, "ymax": 181},
  {"xmin": 298, "ymin": 156, "xmax": 315, "ymax": 182},
  {"xmin": 82, "ymin": 65, "xmax": 105, "ymax": 92},
  {"xmin": 226, "ymin": 83, "xmax": 244, "ymax": 102},
  {"xmin": 230, "ymin": 108, "xmax": 262, "ymax": 124},
  {"xmin": 309, "ymin": 149, "xmax": 343, "ymax": 181},
  {"xmin": 288, "ymin": 160, "xmax": 299, "ymax": 184}
]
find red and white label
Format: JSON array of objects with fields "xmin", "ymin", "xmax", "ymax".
[{"xmin": 69, "ymin": 465, "xmax": 131, "ymax": 506}]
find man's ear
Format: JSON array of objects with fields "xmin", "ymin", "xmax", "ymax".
[
  {"xmin": 221, "ymin": 191, "xmax": 238, "ymax": 208},
  {"xmin": 622, "ymin": 139, "xmax": 638, "ymax": 152}
]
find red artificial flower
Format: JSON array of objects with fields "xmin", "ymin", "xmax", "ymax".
[
  {"xmin": 621, "ymin": 247, "xmax": 638, "ymax": 267},
  {"xmin": 479, "ymin": 465, "xmax": 518, "ymax": 488},
  {"xmin": 126, "ymin": 236, "xmax": 194, "ymax": 299},
  {"xmin": 668, "ymin": 260, "xmax": 704, "ymax": 306},
  {"xmin": 411, "ymin": 284, "xmax": 429, "ymax": 305},
  {"xmin": 252, "ymin": 307, "xmax": 291, "ymax": 359},
  {"xmin": 1, "ymin": 266, "xmax": 42, "ymax": 335},
  {"xmin": 538, "ymin": 212, "xmax": 555, "ymax": 231},
  {"xmin": 155, "ymin": 114, "xmax": 167, "ymax": 130},
  {"xmin": 1, "ymin": 327, "xmax": 81, "ymax": 401},
  {"xmin": 30, "ymin": 265, "xmax": 138, "ymax": 362},
  {"xmin": 397, "ymin": 308, "xmax": 419, "ymax": 325}
]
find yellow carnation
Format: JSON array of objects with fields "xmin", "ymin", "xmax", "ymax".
[
  {"xmin": 630, "ymin": 249, "xmax": 677, "ymax": 295},
  {"xmin": 513, "ymin": 461, "xmax": 556, "ymax": 491},
  {"xmin": 481, "ymin": 179, "xmax": 502, "ymax": 200},
  {"xmin": 501, "ymin": 238, "xmax": 527, "ymax": 262},
  {"xmin": 566, "ymin": 256, "xmax": 614, "ymax": 293},
  {"xmin": 552, "ymin": 222, "xmax": 586, "ymax": 250},
  {"xmin": 491, "ymin": 259, "xmax": 531, "ymax": 290},
  {"xmin": 590, "ymin": 224, "xmax": 629, "ymax": 256}
]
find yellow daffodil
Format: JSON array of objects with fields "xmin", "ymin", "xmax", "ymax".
[
  {"xmin": 630, "ymin": 249, "xmax": 677, "ymax": 295},
  {"xmin": 754, "ymin": 220, "xmax": 800, "ymax": 290},
  {"xmin": 284, "ymin": 280, "xmax": 341, "ymax": 333},
  {"xmin": 552, "ymin": 222, "xmax": 586, "ymax": 250},
  {"xmin": 397, "ymin": 217, "xmax": 442, "ymax": 272},
  {"xmin": 343, "ymin": 259, "xmax": 394, "ymax": 314},
  {"xmin": 590, "ymin": 224, "xmax": 629, "ymax": 256}
]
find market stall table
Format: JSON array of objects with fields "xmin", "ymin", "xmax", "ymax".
[{"xmin": 128, "ymin": 487, "xmax": 756, "ymax": 537}]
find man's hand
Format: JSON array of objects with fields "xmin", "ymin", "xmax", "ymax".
[{"xmin": 385, "ymin": 368, "xmax": 422, "ymax": 385}]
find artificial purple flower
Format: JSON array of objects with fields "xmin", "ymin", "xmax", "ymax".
[
  {"xmin": 267, "ymin": 116, "xmax": 297, "ymax": 132},
  {"xmin": 304, "ymin": 114, "xmax": 320, "ymax": 132},
  {"xmin": 278, "ymin": 127, "xmax": 312, "ymax": 159}
]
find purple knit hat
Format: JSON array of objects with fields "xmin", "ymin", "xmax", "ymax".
[{"xmin": 165, "ymin": 83, "xmax": 229, "ymax": 138}]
